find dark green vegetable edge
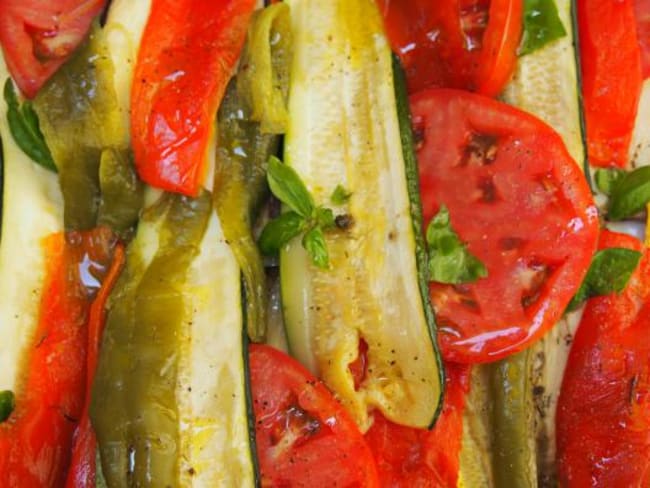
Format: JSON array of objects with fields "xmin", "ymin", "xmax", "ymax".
[{"xmin": 392, "ymin": 53, "xmax": 445, "ymax": 428}]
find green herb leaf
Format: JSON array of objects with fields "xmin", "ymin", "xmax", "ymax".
[
  {"xmin": 426, "ymin": 205, "xmax": 487, "ymax": 284},
  {"xmin": 3, "ymin": 79, "xmax": 57, "ymax": 172},
  {"xmin": 567, "ymin": 247, "xmax": 642, "ymax": 311},
  {"xmin": 519, "ymin": 0, "xmax": 567, "ymax": 56},
  {"xmin": 330, "ymin": 184, "xmax": 352, "ymax": 205},
  {"xmin": 315, "ymin": 207, "xmax": 336, "ymax": 230},
  {"xmin": 608, "ymin": 166, "xmax": 650, "ymax": 220},
  {"xmin": 258, "ymin": 211, "xmax": 306, "ymax": 255},
  {"xmin": 266, "ymin": 155, "xmax": 314, "ymax": 217},
  {"xmin": 0, "ymin": 390, "xmax": 15, "ymax": 423},
  {"xmin": 303, "ymin": 226, "xmax": 329, "ymax": 269},
  {"xmin": 594, "ymin": 168, "xmax": 626, "ymax": 196}
]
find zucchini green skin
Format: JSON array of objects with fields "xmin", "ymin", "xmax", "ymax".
[
  {"xmin": 280, "ymin": 0, "xmax": 443, "ymax": 431},
  {"xmin": 391, "ymin": 54, "xmax": 445, "ymax": 425}
]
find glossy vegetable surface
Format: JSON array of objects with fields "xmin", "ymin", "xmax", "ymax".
[
  {"xmin": 412, "ymin": 89, "xmax": 599, "ymax": 363},
  {"xmin": 131, "ymin": 0, "xmax": 256, "ymax": 196}
]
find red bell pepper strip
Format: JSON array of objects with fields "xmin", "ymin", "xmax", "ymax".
[
  {"xmin": 65, "ymin": 243, "xmax": 125, "ymax": 488},
  {"xmin": 364, "ymin": 363, "xmax": 471, "ymax": 487},
  {"xmin": 130, "ymin": 0, "xmax": 256, "ymax": 196},
  {"xmin": 557, "ymin": 230, "xmax": 650, "ymax": 486},
  {"xmin": 578, "ymin": 0, "xmax": 643, "ymax": 168},
  {"xmin": 0, "ymin": 229, "xmax": 117, "ymax": 487},
  {"xmin": 636, "ymin": 0, "xmax": 650, "ymax": 79}
]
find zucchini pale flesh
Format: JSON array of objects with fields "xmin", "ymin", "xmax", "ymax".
[{"xmin": 281, "ymin": 0, "xmax": 443, "ymax": 431}]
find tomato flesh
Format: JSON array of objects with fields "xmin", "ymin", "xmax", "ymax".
[
  {"xmin": 364, "ymin": 364, "xmax": 470, "ymax": 487},
  {"xmin": 377, "ymin": 0, "xmax": 522, "ymax": 96},
  {"xmin": 0, "ymin": 0, "xmax": 106, "ymax": 98},
  {"xmin": 131, "ymin": 0, "xmax": 255, "ymax": 196},
  {"xmin": 557, "ymin": 230, "xmax": 650, "ymax": 486},
  {"xmin": 249, "ymin": 344, "xmax": 380, "ymax": 487},
  {"xmin": 579, "ymin": 0, "xmax": 643, "ymax": 168},
  {"xmin": 411, "ymin": 89, "xmax": 599, "ymax": 363},
  {"xmin": 0, "ymin": 228, "xmax": 117, "ymax": 486},
  {"xmin": 637, "ymin": 0, "xmax": 650, "ymax": 78}
]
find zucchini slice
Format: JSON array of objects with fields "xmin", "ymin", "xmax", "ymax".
[
  {"xmin": 0, "ymin": 60, "xmax": 64, "ymax": 394},
  {"xmin": 629, "ymin": 79, "xmax": 650, "ymax": 169},
  {"xmin": 280, "ymin": 0, "xmax": 443, "ymax": 430}
]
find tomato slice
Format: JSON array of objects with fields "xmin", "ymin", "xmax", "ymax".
[
  {"xmin": 131, "ymin": 0, "xmax": 255, "ymax": 196},
  {"xmin": 376, "ymin": 0, "xmax": 522, "ymax": 96},
  {"xmin": 578, "ymin": 0, "xmax": 643, "ymax": 168},
  {"xmin": 411, "ymin": 89, "xmax": 599, "ymax": 363},
  {"xmin": 249, "ymin": 344, "xmax": 380, "ymax": 487},
  {"xmin": 557, "ymin": 230, "xmax": 650, "ymax": 486},
  {"xmin": 636, "ymin": 0, "xmax": 650, "ymax": 78},
  {"xmin": 0, "ymin": 0, "xmax": 106, "ymax": 99},
  {"xmin": 0, "ymin": 228, "xmax": 117, "ymax": 486},
  {"xmin": 364, "ymin": 363, "xmax": 470, "ymax": 487}
]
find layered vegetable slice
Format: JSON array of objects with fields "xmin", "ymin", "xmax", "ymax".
[{"xmin": 280, "ymin": 0, "xmax": 443, "ymax": 430}]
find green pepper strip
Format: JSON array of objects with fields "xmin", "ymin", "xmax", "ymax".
[
  {"xmin": 91, "ymin": 193, "xmax": 211, "ymax": 487},
  {"xmin": 488, "ymin": 350, "xmax": 537, "ymax": 487},
  {"xmin": 237, "ymin": 2, "xmax": 292, "ymax": 134}
]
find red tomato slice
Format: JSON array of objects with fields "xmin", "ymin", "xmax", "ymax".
[
  {"xmin": 0, "ymin": 0, "xmax": 106, "ymax": 99},
  {"xmin": 557, "ymin": 230, "xmax": 650, "ymax": 486},
  {"xmin": 411, "ymin": 89, "xmax": 599, "ymax": 363},
  {"xmin": 249, "ymin": 344, "xmax": 380, "ymax": 488},
  {"xmin": 636, "ymin": 0, "xmax": 650, "ymax": 78},
  {"xmin": 579, "ymin": 0, "xmax": 643, "ymax": 168},
  {"xmin": 0, "ymin": 228, "xmax": 117, "ymax": 486},
  {"xmin": 376, "ymin": 0, "xmax": 522, "ymax": 96},
  {"xmin": 131, "ymin": 0, "xmax": 255, "ymax": 196},
  {"xmin": 364, "ymin": 364, "xmax": 470, "ymax": 487}
]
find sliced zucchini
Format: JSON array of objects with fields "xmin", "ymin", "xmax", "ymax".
[
  {"xmin": 629, "ymin": 79, "xmax": 650, "ymax": 169},
  {"xmin": 0, "ymin": 60, "xmax": 64, "ymax": 394},
  {"xmin": 281, "ymin": 0, "xmax": 443, "ymax": 430}
]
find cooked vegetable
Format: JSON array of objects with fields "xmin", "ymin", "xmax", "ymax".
[
  {"xmin": 412, "ymin": 89, "xmax": 598, "ymax": 363},
  {"xmin": 377, "ymin": 0, "xmax": 523, "ymax": 95},
  {"xmin": 557, "ymin": 230, "xmax": 650, "ymax": 486},
  {"xmin": 578, "ymin": 0, "xmax": 643, "ymax": 168},
  {"xmin": 250, "ymin": 344, "xmax": 380, "ymax": 487},
  {"xmin": 131, "ymin": 0, "xmax": 256, "ymax": 196},
  {"xmin": 519, "ymin": 0, "xmax": 567, "ymax": 55},
  {"xmin": 0, "ymin": 391, "xmax": 14, "ymax": 423},
  {"xmin": 281, "ymin": 0, "xmax": 443, "ymax": 430},
  {"xmin": 0, "ymin": 0, "xmax": 107, "ymax": 98}
]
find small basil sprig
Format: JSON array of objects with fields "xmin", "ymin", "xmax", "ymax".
[
  {"xmin": 567, "ymin": 247, "xmax": 642, "ymax": 311},
  {"xmin": 426, "ymin": 205, "xmax": 487, "ymax": 284},
  {"xmin": 259, "ymin": 156, "xmax": 347, "ymax": 269},
  {"xmin": 605, "ymin": 166, "xmax": 650, "ymax": 221},
  {"xmin": 594, "ymin": 168, "xmax": 626, "ymax": 196},
  {"xmin": 330, "ymin": 184, "xmax": 352, "ymax": 205},
  {"xmin": 519, "ymin": 0, "xmax": 567, "ymax": 56},
  {"xmin": 0, "ymin": 390, "xmax": 15, "ymax": 423},
  {"xmin": 3, "ymin": 79, "xmax": 56, "ymax": 172}
]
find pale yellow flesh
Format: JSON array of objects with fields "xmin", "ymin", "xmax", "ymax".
[
  {"xmin": 629, "ymin": 79, "xmax": 650, "ymax": 169},
  {"xmin": 0, "ymin": 59, "xmax": 64, "ymax": 394},
  {"xmin": 282, "ymin": 0, "xmax": 440, "ymax": 431}
]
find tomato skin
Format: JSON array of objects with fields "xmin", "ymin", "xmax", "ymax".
[
  {"xmin": 578, "ymin": 0, "xmax": 643, "ymax": 168},
  {"xmin": 249, "ymin": 344, "xmax": 380, "ymax": 488},
  {"xmin": 131, "ymin": 0, "xmax": 255, "ymax": 196},
  {"xmin": 364, "ymin": 364, "xmax": 470, "ymax": 487},
  {"xmin": 557, "ymin": 230, "xmax": 650, "ymax": 487},
  {"xmin": 0, "ymin": 229, "xmax": 117, "ymax": 487},
  {"xmin": 0, "ymin": 0, "xmax": 106, "ymax": 98},
  {"xmin": 376, "ymin": 0, "xmax": 522, "ymax": 96},
  {"xmin": 411, "ymin": 89, "xmax": 599, "ymax": 363}
]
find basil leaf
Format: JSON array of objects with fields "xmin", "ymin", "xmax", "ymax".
[
  {"xmin": 315, "ymin": 206, "xmax": 336, "ymax": 230},
  {"xmin": 567, "ymin": 247, "xmax": 642, "ymax": 311},
  {"xmin": 0, "ymin": 390, "xmax": 15, "ymax": 422},
  {"xmin": 3, "ymin": 79, "xmax": 57, "ymax": 172},
  {"xmin": 330, "ymin": 184, "xmax": 352, "ymax": 205},
  {"xmin": 303, "ymin": 226, "xmax": 329, "ymax": 269},
  {"xmin": 594, "ymin": 168, "xmax": 626, "ymax": 196},
  {"xmin": 519, "ymin": 0, "xmax": 567, "ymax": 56},
  {"xmin": 426, "ymin": 205, "xmax": 488, "ymax": 284},
  {"xmin": 266, "ymin": 155, "xmax": 314, "ymax": 217},
  {"xmin": 608, "ymin": 166, "xmax": 650, "ymax": 220},
  {"xmin": 258, "ymin": 211, "xmax": 306, "ymax": 255}
]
